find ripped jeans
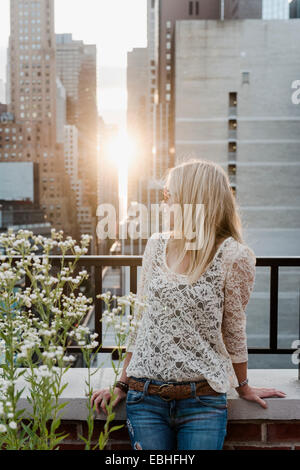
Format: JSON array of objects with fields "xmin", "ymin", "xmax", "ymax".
[{"xmin": 126, "ymin": 377, "xmax": 228, "ymax": 450}]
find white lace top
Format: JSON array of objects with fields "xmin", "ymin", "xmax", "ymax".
[{"xmin": 126, "ymin": 231, "xmax": 256, "ymax": 393}]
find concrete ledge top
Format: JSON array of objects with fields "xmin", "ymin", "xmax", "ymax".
[{"xmin": 15, "ymin": 368, "xmax": 300, "ymax": 421}]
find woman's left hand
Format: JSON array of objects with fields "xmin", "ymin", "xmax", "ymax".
[{"xmin": 237, "ymin": 385, "xmax": 286, "ymax": 408}]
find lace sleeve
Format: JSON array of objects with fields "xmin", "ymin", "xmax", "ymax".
[
  {"xmin": 126, "ymin": 233, "xmax": 158, "ymax": 353},
  {"xmin": 222, "ymin": 244, "xmax": 256, "ymax": 363}
]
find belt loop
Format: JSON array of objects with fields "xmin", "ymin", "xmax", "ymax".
[
  {"xmin": 190, "ymin": 381, "xmax": 196, "ymax": 398},
  {"xmin": 143, "ymin": 379, "xmax": 151, "ymax": 396}
]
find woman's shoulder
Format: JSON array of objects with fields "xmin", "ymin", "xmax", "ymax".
[
  {"xmin": 224, "ymin": 237, "xmax": 256, "ymax": 268},
  {"xmin": 142, "ymin": 231, "xmax": 165, "ymax": 256}
]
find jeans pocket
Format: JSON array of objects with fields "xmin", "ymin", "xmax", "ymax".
[
  {"xmin": 194, "ymin": 393, "xmax": 228, "ymax": 410},
  {"xmin": 126, "ymin": 390, "xmax": 145, "ymax": 405}
]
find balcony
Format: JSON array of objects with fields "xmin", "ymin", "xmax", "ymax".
[{"xmin": 10, "ymin": 254, "xmax": 300, "ymax": 449}]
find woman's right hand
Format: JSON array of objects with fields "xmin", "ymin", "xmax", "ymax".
[
  {"xmin": 91, "ymin": 387, "xmax": 127, "ymax": 415},
  {"xmin": 237, "ymin": 384, "xmax": 286, "ymax": 408}
]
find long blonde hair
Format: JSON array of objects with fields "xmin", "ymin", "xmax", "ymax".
[{"xmin": 164, "ymin": 159, "xmax": 243, "ymax": 284}]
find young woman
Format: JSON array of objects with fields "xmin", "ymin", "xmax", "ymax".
[{"xmin": 91, "ymin": 159, "xmax": 286, "ymax": 450}]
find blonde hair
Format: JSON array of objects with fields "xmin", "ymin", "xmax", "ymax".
[{"xmin": 164, "ymin": 158, "xmax": 243, "ymax": 284}]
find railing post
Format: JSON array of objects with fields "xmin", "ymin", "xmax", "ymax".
[
  {"xmin": 94, "ymin": 265, "xmax": 103, "ymax": 349},
  {"xmin": 130, "ymin": 265, "xmax": 137, "ymax": 294},
  {"xmin": 269, "ymin": 265, "xmax": 279, "ymax": 351},
  {"xmin": 298, "ymin": 284, "xmax": 300, "ymax": 380}
]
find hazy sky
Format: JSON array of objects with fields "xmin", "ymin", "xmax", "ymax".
[{"xmin": 0, "ymin": 0, "xmax": 147, "ymax": 127}]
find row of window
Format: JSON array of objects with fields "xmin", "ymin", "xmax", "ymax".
[
  {"xmin": 19, "ymin": 35, "xmax": 41, "ymax": 41},
  {"xmin": 18, "ymin": 2, "xmax": 41, "ymax": 9},
  {"xmin": 228, "ymin": 92, "xmax": 238, "ymax": 195},
  {"xmin": 19, "ymin": 112, "xmax": 51, "ymax": 119},
  {"xmin": 189, "ymin": 1, "xmax": 200, "ymax": 16},
  {"xmin": 19, "ymin": 11, "xmax": 41, "ymax": 17},
  {"xmin": 19, "ymin": 87, "xmax": 50, "ymax": 93},
  {"xmin": 18, "ymin": 19, "xmax": 42, "ymax": 24},
  {"xmin": 19, "ymin": 27, "xmax": 41, "ymax": 32},
  {"xmin": 20, "ymin": 96, "xmax": 50, "ymax": 101}
]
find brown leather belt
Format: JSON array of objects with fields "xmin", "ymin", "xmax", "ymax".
[{"xmin": 128, "ymin": 377, "xmax": 221, "ymax": 401}]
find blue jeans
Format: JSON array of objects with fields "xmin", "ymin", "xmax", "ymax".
[{"xmin": 126, "ymin": 377, "xmax": 228, "ymax": 450}]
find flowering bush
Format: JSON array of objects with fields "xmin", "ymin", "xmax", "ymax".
[{"xmin": 0, "ymin": 228, "xmax": 141, "ymax": 450}]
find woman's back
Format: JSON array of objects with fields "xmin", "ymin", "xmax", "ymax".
[{"xmin": 126, "ymin": 231, "xmax": 256, "ymax": 393}]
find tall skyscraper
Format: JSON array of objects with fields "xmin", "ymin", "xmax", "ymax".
[
  {"xmin": 56, "ymin": 33, "xmax": 86, "ymax": 126},
  {"xmin": 56, "ymin": 33, "xmax": 98, "ymax": 251},
  {"xmin": 2, "ymin": 0, "xmax": 78, "ymax": 238}
]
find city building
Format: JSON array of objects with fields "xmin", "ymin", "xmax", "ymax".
[
  {"xmin": 174, "ymin": 19, "xmax": 300, "ymax": 255},
  {"xmin": 56, "ymin": 33, "xmax": 99, "ymax": 253},
  {"xmin": 174, "ymin": 18, "xmax": 300, "ymax": 356},
  {"xmin": 64, "ymin": 124, "xmax": 95, "ymax": 241},
  {"xmin": 142, "ymin": 0, "xmax": 263, "ymax": 211},
  {"xmin": 0, "ymin": 161, "xmax": 51, "ymax": 236},
  {"xmin": 56, "ymin": 33, "xmax": 86, "ymax": 126},
  {"xmin": 126, "ymin": 47, "xmax": 149, "ymax": 205},
  {"xmin": 4, "ymin": 0, "xmax": 78, "ymax": 238}
]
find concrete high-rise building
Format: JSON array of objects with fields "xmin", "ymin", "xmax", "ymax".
[
  {"xmin": 127, "ymin": 47, "xmax": 149, "ymax": 205},
  {"xmin": 64, "ymin": 124, "xmax": 94, "ymax": 240},
  {"xmin": 56, "ymin": 33, "xmax": 86, "ymax": 126},
  {"xmin": 174, "ymin": 19, "xmax": 300, "ymax": 363},
  {"xmin": 175, "ymin": 19, "xmax": 300, "ymax": 255},
  {"xmin": 56, "ymin": 34, "xmax": 98, "ymax": 252},
  {"xmin": 263, "ymin": 0, "xmax": 289, "ymax": 18},
  {"xmin": 3, "ymin": 0, "xmax": 78, "ymax": 238},
  {"xmin": 146, "ymin": 0, "xmax": 262, "ymax": 204}
]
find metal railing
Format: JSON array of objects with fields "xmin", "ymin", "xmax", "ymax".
[{"xmin": 14, "ymin": 255, "xmax": 300, "ymax": 358}]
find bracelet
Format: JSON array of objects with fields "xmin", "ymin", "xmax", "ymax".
[
  {"xmin": 238, "ymin": 378, "xmax": 249, "ymax": 388},
  {"xmin": 115, "ymin": 381, "xmax": 129, "ymax": 394}
]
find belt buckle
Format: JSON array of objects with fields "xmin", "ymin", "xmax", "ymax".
[{"xmin": 158, "ymin": 383, "xmax": 173, "ymax": 402}]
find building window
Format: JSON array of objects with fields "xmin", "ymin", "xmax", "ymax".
[
  {"xmin": 228, "ymin": 142, "xmax": 237, "ymax": 155},
  {"xmin": 228, "ymin": 163, "xmax": 236, "ymax": 176},
  {"xmin": 242, "ymin": 71, "xmax": 250, "ymax": 84},
  {"xmin": 196, "ymin": 1, "xmax": 199, "ymax": 15},
  {"xmin": 189, "ymin": 1, "xmax": 193, "ymax": 15},
  {"xmin": 229, "ymin": 92, "xmax": 237, "ymax": 107},
  {"xmin": 229, "ymin": 119, "xmax": 237, "ymax": 131}
]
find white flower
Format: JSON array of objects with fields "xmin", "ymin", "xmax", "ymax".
[
  {"xmin": 9, "ymin": 421, "xmax": 17, "ymax": 430},
  {"xmin": 0, "ymin": 424, "xmax": 6, "ymax": 433}
]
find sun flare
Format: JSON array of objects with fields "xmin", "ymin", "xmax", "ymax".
[{"xmin": 106, "ymin": 130, "xmax": 137, "ymax": 222}]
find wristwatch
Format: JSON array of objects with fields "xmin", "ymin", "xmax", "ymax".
[{"xmin": 238, "ymin": 378, "xmax": 249, "ymax": 388}]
